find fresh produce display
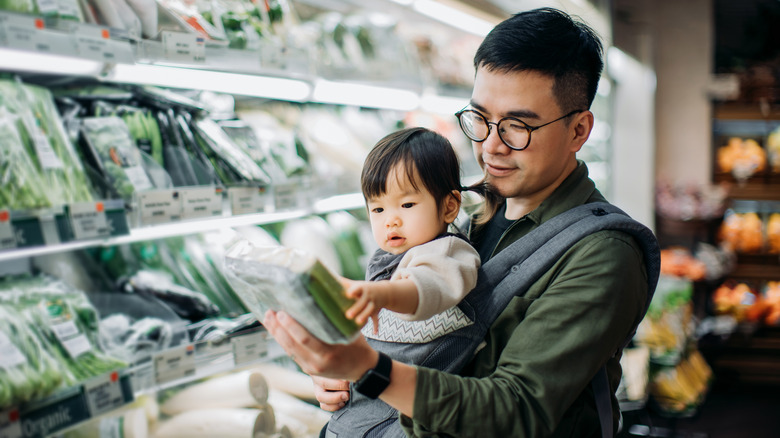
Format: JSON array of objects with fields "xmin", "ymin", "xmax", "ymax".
[
  {"xmin": 0, "ymin": 109, "xmax": 50, "ymax": 210},
  {"xmin": 0, "ymin": 276, "xmax": 127, "ymax": 408},
  {"xmin": 716, "ymin": 136, "xmax": 766, "ymax": 181},
  {"xmin": 768, "ymin": 212, "xmax": 780, "ymax": 253},
  {"xmin": 0, "ymin": 80, "xmax": 95, "ymax": 208},
  {"xmin": 0, "ymin": 305, "xmax": 63, "ymax": 408},
  {"xmin": 718, "ymin": 210, "xmax": 764, "ymax": 253},
  {"xmin": 712, "ymin": 281, "xmax": 757, "ymax": 322},
  {"xmin": 224, "ymin": 241, "xmax": 360, "ymax": 345},
  {"xmin": 634, "ymin": 276, "xmax": 694, "ymax": 365},
  {"xmin": 768, "ymin": 125, "xmax": 780, "ymax": 172},
  {"xmin": 193, "ymin": 117, "xmax": 273, "ymax": 186},
  {"xmin": 660, "ymin": 247, "xmax": 707, "ymax": 281},
  {"xmin": 654, "ymin": 180, "xmax": 728, "ymax": 221},
  {"xmin": 715, "ymin": 280, "xmax": 780, "ymax": 326},
  {"xmin": 650, "ymin": 349, "xmax": 712, "ymax": 415},
  {"xmin": 79, "ymin": 116, "xmax": 159, "ymax": 202}
]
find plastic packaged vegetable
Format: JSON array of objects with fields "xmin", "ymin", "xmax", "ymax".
[
  {"xmin": 0, "ymin": 109, "xmax": 50, "ymax": 210},
  {"xmin": 224, "ymin": 241, "xmax": 360, "ymax": 344}
]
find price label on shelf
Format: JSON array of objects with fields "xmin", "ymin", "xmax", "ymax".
[
  {"xmin": 154, "ymin": 344, "xmax": 196, "ymax": 385},
  {"xmin": 69, "ymin": 202, "xmax": 110, "ymax": 241},
  {"xmin": 138, "ymin": 189, "xmax": 183, "ymax": 225},
  {"xmin": 0, "ymin": 408, "xmax": 22, "ymax": 438},
  {"xmin": 73, "ymin": 24, "xmax": 134, "ymax": 63},
  {"xmin": 0, "ymin": 210, "xmax": 15, "ymax": 250},
  {"xmin": 274, "ymin": 182, "xmax": 299, "ymax": 211},
  {"xmin": 181, "ymin": 186, "xmax": 223, "ymax": 220},
  {"xmin": 229, "ymin": 186, "xmax": 270, "ymax": 215},
  {"xmin": 162, "ymin": 31, "xmax": 206, "ymax": 63},
  {"xmin": 232, "ymin": 332, "xmax": 268, "ymax": 366},
  {"xmin": 84, "ymin": 371, "xmax": 126, "ymax": 417}
]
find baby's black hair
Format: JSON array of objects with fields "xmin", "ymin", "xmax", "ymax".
[{"xmin": 362, "ymin": 127, "xmax": 461, "ymax": 209}]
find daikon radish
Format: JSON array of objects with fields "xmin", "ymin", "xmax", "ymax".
[
  {"xmin": 274, "ymin": 411, "xmax": 308, "ymax": 438},
  {"xmin": 267, "ymin": 389, "xmax": 330, "ymax": 435},
  {"xmin": 152, "ymin": 407, "xmax": 275, "ymax": 438},
  {"xmin": 125, "ymin": 0, "xmax": 158, "ymax": 38},
  {"xmin": 161, "ymin": 370, "xmax": 269, "ymax": 415},
  {"xmin": 250, "ymin": 363, "xmax": 316, "ymax": 403}
]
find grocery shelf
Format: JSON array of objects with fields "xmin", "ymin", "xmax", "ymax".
[
  {"xmin": 0, "ymin": 192, "xmax": 365, "ymax": 263},
  {"xmin": 0, "ymin": 328, "xmax": 284, "ymax": 438}
]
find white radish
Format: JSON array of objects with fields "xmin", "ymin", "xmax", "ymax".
[
  {"xmin": 160, "ymin": 370, "xmax": 269, "ymax": 415},
  {"xmin": 152, "ymin": 407, "xmax": 275, "ymax": 438}
]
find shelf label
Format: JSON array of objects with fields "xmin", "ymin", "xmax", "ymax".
[
  {"xmin": 71, "ymin": 24, "xmax": 135, "ymax": 63},
  {"xmin": 162, "ymin": 31, "xmax": 205, "ymax": 63},
  {"xmin": 0, "ymin": 332, "xmax": 27, "ymax": 370},
  {"xmin": 0, "ymin": 210, "xmax": 15, "ymax": 250},
  {"xmin": 20, "ymin": 388, "xmax": 91, "ymax": 438},
  {"xmin": 84, "ymin": 372, "xmax": 125, "ymax": 417},
  {"xmin": 181, "ymin": 186, "xmax": 223, "ymax": 220},
  {"xmin": 232, "ymin": 332, "xmax": 268, "ymax": 366},
  {"xmin": 274, "ymin": 182, "xmax": 298, "ymax": 211},
  {"xmin": 229, "ymin": 186, "xmax": 270, "ymax": 215},
  {"xmin": 154, "ymin": 344, "xmax": 196, "ymax": 385},
  {"xmin": 1, "ymin": 14, "xmax": 48, "ymax": 52},
  {"xmin": 138, "ymin": 189, "xmax": 183, "ymax": 225},
  {"xmin": 69, "ymin": 202, "xmax": 110, "ymax": 241},
  {"xmin": 0, "ymin": 409, "xmax": 22, "ymax": 438}
]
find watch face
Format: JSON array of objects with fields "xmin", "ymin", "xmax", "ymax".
[{"xmin": 355, "ymin": 353, "xmax": 392, "ymax": 399}]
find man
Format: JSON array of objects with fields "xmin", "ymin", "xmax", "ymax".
[{"xmin": 264, "ymin": 7, "xmax": 654, "ymax": 437}]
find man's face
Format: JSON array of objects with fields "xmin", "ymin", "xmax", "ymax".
[{"xmin": 469, "ymin": 67, "xmax": 584, "ymax": 213}]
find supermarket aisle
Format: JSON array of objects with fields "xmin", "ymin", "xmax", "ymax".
[{"xmin": 619, "ymin": 383, "xmax": 780, "ymax": 438}]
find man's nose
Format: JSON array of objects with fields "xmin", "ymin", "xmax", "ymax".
[{"xmin": 481, "ymin": 126, "xmax": 510, "ymax": 154}]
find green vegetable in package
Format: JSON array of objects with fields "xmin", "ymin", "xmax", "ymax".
[
  {"xmin": 0, "ymin": 80, "xmax": 94, "ymax": 208},
  {"xmin": 81, "ymin": 116, "xmax": 155, "ymax": 202},
  {"xmin": 0, "ymin": 110, "xmax": 50, "ymax": 210},
  {"xmin": 224, "ymin": 241, "xmax": 360, "ymax": 344}
]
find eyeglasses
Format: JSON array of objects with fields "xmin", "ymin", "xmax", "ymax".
[{"xmin": 454, "ymin": 107, "xmax": 584, "ymax": 151}]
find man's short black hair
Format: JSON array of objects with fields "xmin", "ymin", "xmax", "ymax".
[{"xmin": 474, "ymin": 7, "xmax": 604, "ymax": 112}]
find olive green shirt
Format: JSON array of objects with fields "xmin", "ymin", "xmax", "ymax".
[{"xmin": 400, "ymin": 161, "xmax": 648, "ymax": 437}]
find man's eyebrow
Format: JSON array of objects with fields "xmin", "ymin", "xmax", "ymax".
[{"xmin": 469, "ymin": 101, "xmax": 540, "ymax": 120}]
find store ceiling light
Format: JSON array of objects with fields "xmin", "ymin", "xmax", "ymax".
[
  {"xmin": 412, "ymin": 0, "xmax": 495, "ymax": 37},
  {"xmin": 312, "ymin": 79, "xmax": 420, "ymax": 111},
  {"xmin": 419, "ymin": 90, "xmax": 469, "ymax": 115},
  {"xmin": 0, "ymin": 48, "xmax": 103, "ymax": 77},
  {"xmin": 103, "ymin": 63, "xmax": 312, "ymax": 102}
]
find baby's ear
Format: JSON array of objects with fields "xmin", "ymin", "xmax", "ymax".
[{"xmin": 442, "ymin": 190, "xmax": 461, "ymax": 223}]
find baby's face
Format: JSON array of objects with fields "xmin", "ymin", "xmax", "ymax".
[{"xmin": 366, "ymin": 165, "xmax": 448, "ymax": 255}]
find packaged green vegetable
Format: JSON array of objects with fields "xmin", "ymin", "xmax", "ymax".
[
  {"xmin": 80, "ymin": 116, "xmax": 155, "ymax": 203},
  {"xmin": 0, "ymin": 109, "xmax": 50, "ymax": 210},
  {"xmin": 0, "ymin": 80, "xmax": 95, "ymax": 206},
  {"xmin": 224, "ymin": 240, "xmax": 360, "ymax": 344}
]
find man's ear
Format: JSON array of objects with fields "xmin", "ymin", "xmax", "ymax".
[
  {"xmin": 442, "ymin": 190, "xmax": 461, "ymax": 224},
  {"xmin": 570, "ymin": 110, "xmax": 594, "ymax": 153}
]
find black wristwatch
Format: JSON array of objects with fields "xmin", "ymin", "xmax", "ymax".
[{"xmin": 354, "ymin": 352, "xmax": 392, "ymax": 399}]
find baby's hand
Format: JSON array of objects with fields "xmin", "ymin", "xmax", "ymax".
[{"xmin": 344, "ymin": 281, "xmax": 381, "ymax": 334}]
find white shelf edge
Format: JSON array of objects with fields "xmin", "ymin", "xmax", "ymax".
[{"xmin": 0, "ymin": 193, "xmax": 366, "ymax": 263}]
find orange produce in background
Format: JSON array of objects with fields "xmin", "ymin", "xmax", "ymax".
[
  {"xmin": 717, "ymin": 137, "xmax": 766, "ymax": 180},
  {"xmin": 660, "ymin": 247, "xmax": 707, "ymax": 281},
  {"xmin": 718, "ymin": 212, "xmax": 764, "ymax": 253},
  {"xmin": 767, "ymin": 213, "xmax": 780, "ymax": 254}
]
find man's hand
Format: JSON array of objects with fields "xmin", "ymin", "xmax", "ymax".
[
  {"xmin": 263, "ymin": 310, "xmax": 378, "ymax": 382},
  {"xmin": 312, "ymin": 376, "xmax": 350, "ymax": 412}
]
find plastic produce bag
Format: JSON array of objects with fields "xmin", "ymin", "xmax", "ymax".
[
  {"xmin": 80, "ymin": 116, "xmax": 160, "ymax": 202},
  {"xmin": 224, "ymin": 241, "xmax": 360, "ymax": 344},
  {"xmin": 0, "ymin": 109, "xmax": 50, "ymax": 210}
]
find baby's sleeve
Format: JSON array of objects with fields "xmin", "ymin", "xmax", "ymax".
[{"xmin": 391, "ymin": 237, "xmax": 480, "ymax": 321}]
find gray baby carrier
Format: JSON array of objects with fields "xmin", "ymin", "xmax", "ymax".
[{"xmin": 324, "ymin": 202, "xmax": 661, "ymax": 438}]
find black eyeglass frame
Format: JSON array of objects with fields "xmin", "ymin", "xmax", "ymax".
[{"xmin": 454, "ymin": 107, "xmax": 585, "ymax": 151}]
